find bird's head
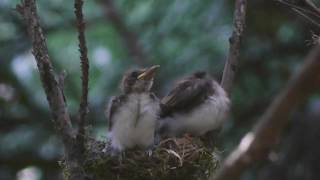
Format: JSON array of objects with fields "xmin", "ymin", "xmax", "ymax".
[
  {"xmin": 189, "ymin": 71, "xmax": 215, "ymax": 94},
  {"xmin": 192, "ymin": 71, "xmax": 207, "ymax": 79},
  {"xmin": 121, "ymin": 65, "xmax": 160, "ymax": 94}
]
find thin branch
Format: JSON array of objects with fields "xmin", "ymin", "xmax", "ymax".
[
  {"xmin": 277, "ymin": 0, "xmax": 320, "ymax": 18},
  {"xmin": 277, "ymin": 0, "xmax": 320, "ymax": 28},
  {"xmin": 16, "ymin": 0, "xmax": 74, "ymax": 146},
  {"xmin": 99, "ymin": 0, "xmax": 148, "ymax": 65},
  {"xmin": 292, "ymin": 8, "xmax": 320, "ymax": 28},
  {"xmin": 74, "ymin": 0, "xmax": 90, "ymax": 152},
  {"xmin": 304, "ymin": 0, "xmax": 320, "ymax": 15},
  {"xmin": 211, "ymin": 46, "xmax": 320, "ymax": 180},
  {"xmin": 16, "ymin": 1, "xmax": 86, "ymax": 179},
  {"xmin": 221, "ymin": 0, "xmax": 247, "ymax": 94}
]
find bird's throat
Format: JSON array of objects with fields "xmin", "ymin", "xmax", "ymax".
[{"xmin": 133, "ymin": 96, "xmax": 141, "ymax": 127}]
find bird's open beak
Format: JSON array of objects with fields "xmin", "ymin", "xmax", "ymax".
[{"xmin": 137, "ymin": 65, "xmax": 160, "ymax": 80}]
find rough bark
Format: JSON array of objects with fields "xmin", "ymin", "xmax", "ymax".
[
  {"xmin": 16, "ymin": 0, "xmax": 74, "ymax": 149},
  {"xmin": 74, "ymin": 0, "xmax": 90, "ymax": 161},
  {"xmin": 16, "ymin": 1, "xmax": 85, "ymax": 179},
  {"xmin": 211, "ymin": 46, "xmax": 320, "ymax": 180},
  {"xmin": 221, "ymin": 0, "xmax": 247, "ymax": 94},
  {"xmin": 277, "ymin": 0, "xmax": 320, "ymax": 28}
]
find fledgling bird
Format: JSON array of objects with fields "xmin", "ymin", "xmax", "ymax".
[
  {"xmin": 106, "ymin": 65, "xmax": 160, "ymax": 153},
  {"xmin": 159, "ymin": 71, "xmax": 230, "ymax": 138}
]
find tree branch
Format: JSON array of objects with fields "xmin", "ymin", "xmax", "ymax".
[
  {"xmin": 16, "ymin": 0, "xmax": 74, "ymax": 146},
  {"xmin": 304, "ymin": 0, "xmax": 320, "ymax": 15},
  {"xmin": 99, "ymin": 0, "xmax": 148, "ymax": 65},
  {"xmin": 16, "ymin": 1, "xmax": 88, "ymax": 179},
  {"xmin": 211, "ymin": 46, "xmax": 320, "ymax": 180},
  {"xmin": 277, "ymin": 0, "xmax": 320, "ymax": 28},
  {"xmin": 74, "ymin": 0, "xmax": 90, "ymax": 154},
  {"xmin": 292, "ymin": 7, "xmax": 320, "ymax": 28},
  {"xmin": 221, "ymin": 0, "xmax": 247, "ymax": 94},
  {"xmin": 277, "ymin": 0, "xmax": 320, "ymax": 17}
]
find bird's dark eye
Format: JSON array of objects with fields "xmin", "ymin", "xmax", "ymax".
[
  {"xmin": 131, "ymin": 71, "xmax": 139, "ymax": 78},
  {"xmin": 194, "ymin": 71, "xmax": 207, "ymax": 79}
]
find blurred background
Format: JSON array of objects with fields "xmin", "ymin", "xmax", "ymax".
[{"xmin": 1, "ymin": 0, "xmax": 320, "ymax": 179}]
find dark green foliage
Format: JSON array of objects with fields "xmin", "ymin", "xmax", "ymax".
[{"xmin": 1, "ymin": 0, "xmax": 320, "ymax": 179}]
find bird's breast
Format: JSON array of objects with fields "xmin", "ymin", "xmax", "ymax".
[
  {"xmin": 109, "ymin": 93, "xmax": 159, "ymax": 150},
  {"xmin": 114, "ymin": 93, "xmax": 159, "ymax": 125}
]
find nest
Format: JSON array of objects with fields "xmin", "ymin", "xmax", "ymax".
[{"xmin": 81, "ymin": 136, "xmax": 221, "ymax": 180}]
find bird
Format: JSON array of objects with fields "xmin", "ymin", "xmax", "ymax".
[
  {"xmin": 105, "ymin": 65, "xmax": 160, "ymax": 153},
  {"xmin": 158, "ymin": 71, "xmax": 230, "ymax": 138}
]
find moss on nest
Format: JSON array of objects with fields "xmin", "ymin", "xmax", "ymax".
[{"xmin": 81, "ymin": 136, "xmax": 220, "ymax": 180}]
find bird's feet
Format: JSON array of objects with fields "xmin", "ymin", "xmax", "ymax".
[
  {"xmin": 102, "ymin": 144, "xmax": 111, "ymax": 154},
  {"xmin": 109, "ymin": 148, "xmax": 126, "ymax": 164},
  {"xmin": 103, "ymin": 145, "xmax": 123, "ymax": 157},
  {"xmin": 144, "ymin": 144, "xmax": 156, "ymax": 157},
  {"xmin": 145, "ymin": 149, "xmax": 153, "ymax": 157},
  {"xmin": 118, "ymin": 151, "xmax": 126, "ymax": 162}
]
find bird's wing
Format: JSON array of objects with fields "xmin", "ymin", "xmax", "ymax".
[
  {"xmin": 160, "ymin": 79, "xmax": 207, "ymax": 116},
  {"xmin": 105, "ymin": 95, "xmax": 127, "ymax": 131}
]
